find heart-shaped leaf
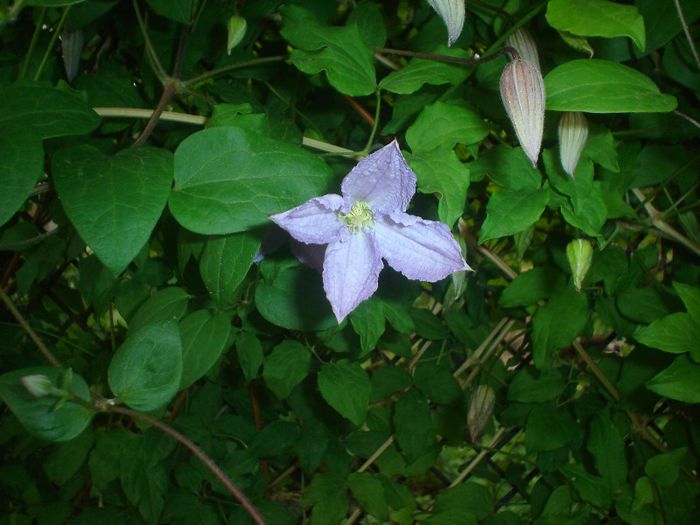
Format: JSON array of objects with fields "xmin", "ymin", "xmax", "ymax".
[{"xmin": 52, "ymin": 145, "xmax": 174, "ymax": 275}]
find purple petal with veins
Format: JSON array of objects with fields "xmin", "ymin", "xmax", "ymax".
[{"xmin": 269, "ymin": 194, "xmax": 345, "ymax": 245}]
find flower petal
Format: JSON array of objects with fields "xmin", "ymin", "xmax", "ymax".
[
  {"xmin": 374, "ymin": 212, "xmax": 470, "ymax": 282},
  {"xmin": 323, "ymin": 233, "xmax": 383, "ymax": 322},
  {"xmin": 340, "ymin": 140, "xmax": 416, "ymax": 213},
  {"xmin": 269, "ymin": 194, "xmax": 345, "ymax": 245}
]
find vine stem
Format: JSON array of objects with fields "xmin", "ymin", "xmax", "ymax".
[
  {"xmin": 376, "ymin": 45, "xmax": 520, "ymax": 65},
  {"xmin": 673, "ymin": 0, "xmax": 700, "ymax": 71},
  {"xmin": 0, "ymin": 287, "xmax": 61, "ymax": 367},
  {"xmin": 32, "ymin": 5, "xmax": 70, "ymax": 81},
  {"xmin": 18, "ymin": 7, "xmax": 45, "ymax": 79},
  {"xmin": 183, "ymin": 55, "xmax": 286, "ymax": 87},
  {"xmin": 484, "ymin": 0, "xmax": 547, "ymax": 55},
  {"xmin": 131, "ymin": 0, "xmax": 167, "ymax": 82},
  {"xmin": 109, "ymin": 405, "xmax": 267, "ymax": 525},
  {"xmin": 362, "ymin": 90, "xmax": 382, "ymax": 154}
]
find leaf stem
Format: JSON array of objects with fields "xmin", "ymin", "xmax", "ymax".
[
  {"xmin": 32, "ymin": 6, "xmax": 70, "ymax": 81},
  {"xmin": 376, "ymin": 45, "xmax": 519, "ymax": 65},
  {"xmin": 18, "ymin": 7, "xmax": 45, "ymax": 79},
  {"xmin": 109, "ymin": 405, "xmax": 266, "ymax": 525},
  {"xmin": 484, "ymin": 0, "xmax": 547, "ymax": 55},
  {"xmin": 131, "ymin": 0, "xmax": 168, "ymax": 83},
  {"xmin": 0, "ymin": 287, "xmax": 61, "ymax": 367},
  {"xmin": 362, "ymin": 90, "xmax": 382, "ymax": 154},
  {"xmin": 184, "ymin": 55, "xmax": 286, "ymax": 87},
  {"xmin": 572, "ymin": 339, "xmax": 620, "ymax": 401},
  {"xmin": 673, "ymin": 0, "xmax": 700, "ymax": 71}
]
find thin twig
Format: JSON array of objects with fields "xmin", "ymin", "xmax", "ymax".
[
  {"xmin": 572, "ymin": 340, "xmax": 620, "ymax": 401},
  {"xmin": 19, "ymin": 7, "xmax": 45, "ymax": 79},
  {"xmin": 674, "ymin": 109, "xmax": 700, "ymax": 130},
  {"xmin": 673, "ymin": 0, "xmax": 700, "ymax": 71},
  {"xmin": 109, "ymin": 405, "xmax": 266, "ymax": 525},
  {"xmin": 94, "ymin": 107, "xmax": 207, "ymax": 125},
  {"xmin": 449, "ymin": 427, "xmax": 510, "ymax": 487},
  {"xmin": 33, "ymin": 6, "xmax": 71, "ymax": 81},
  {"xmin": 376, "ymin": 45, "xmax": 519, "ymax": 65},
  {"xmin": 0, "ymin": 287, "xmax": 61, "ymax": 367},
  {"xmin": 132, "ymin": 0, "xmax": 167, "ymax": 82},
  {"xmin": 184, "ymin": 55, "xmax": 286, "ymax": 87}
]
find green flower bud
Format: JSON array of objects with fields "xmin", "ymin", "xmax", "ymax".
[
  {"xmin": 21, "ymin": 374, "xmax": 54, "ymax": 398},
  {"xmin": 567, "ymin": 238, "xmax": 593, "ymax": 292},
  {"xmin": 468, "ymin": 384, "xmax": 495, "ymax": 442},
  {"xmin": 427, "ymin": 0, "xmax": 465, "ymax": 47},
  {"xmin": 506, "ymin": 28, "xmax": 540, "ymax": 71},
  {"xmin": 500, "ymin": 59, "xmax": 546, "ymax": 166},
  {"xmin": 558, "ymin": 111, "xmax": 589, "ymax": 177},
  {"xmin": 227, "ymin": 16, "xmax": 247, "ymax": 55}
]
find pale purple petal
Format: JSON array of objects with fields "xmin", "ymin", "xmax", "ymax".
[
  {"xmin": 323, "ymin": 233, "xmax": 383, "ymax": 322},
  {"xmin": 291, "ymin": 240, "xmax": 326, "ymax": 273},
  {"xmin": 374, "ymin": 212, "xmax": 470, "ymax": 282},
  {"xmin": 340, "ymin": 140, "xmax": 417, "ymax": 213},
  {"xmin": 269, "ymin": 194, "xmax": 345, "ymax": 245}
]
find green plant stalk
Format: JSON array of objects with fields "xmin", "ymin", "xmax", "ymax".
[
  {"xmin": 33, "ymin": 6, "xmax": 70, "ymax": 81},
  {"xmin": 184, "ymin": 55, "xmax": 286, "ymax": 87},
  {"xmin": 673, "ymin": 0, "xmax": 700, "ymax": 71},
  {"xmin": 18, "ymin": 7, "xmax": 45, "ymax": 79},
  {"xmin": 131, "ymin": 0, "xmax": 168, "ymax": 83},
  {"xmin": 484, "ymin": 0, "xmax": 548, "ymax": 55},
  {"xmin": 362, "ymin": 90, "xmax": 382, "ymax": 155}
]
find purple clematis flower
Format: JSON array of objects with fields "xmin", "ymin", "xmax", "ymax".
[{"xmin": 270, "ymin": 140, "xmax": 471, "ymax": 322}]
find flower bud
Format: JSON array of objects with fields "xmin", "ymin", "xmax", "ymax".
[
  {"xmin": 427, "ymin": 0, "xmax": 465, "ymax": 47},
  {"xmin": 558, "ymin": 111, "xmax": 589, "ymax": 177},
  {"xmin": 499, "ymin": 59, "xmax": 546, "ymax": 166},
  {"xmin": 21, "ymin": 374, "xmax": 54, "ymax": 398},
  {"xmin": 227, "ymin": 16, "xmax": 247, "ymax": 55},
  {"xmin": 468, "ymin": 384, "xmax": 496, "ymax": 442},
  {"xmin": 61, "ymin": 30, "xmax": 84, "ymax": 83},
  {"xmin": 566, "ymin": 238, "xmax": 593, "ymax": 292},
  {"xmin": 506, "ymin": 28, "xmax": 540, "ymax": 71}
]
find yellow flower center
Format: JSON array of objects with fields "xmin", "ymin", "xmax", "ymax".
[{"xmin": 341, "ymin": 201, "xmax": 374, "ymax": 233}]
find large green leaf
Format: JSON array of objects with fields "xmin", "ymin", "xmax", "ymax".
[
  {"xmin": 480, "ymin": 188, "xmax": 549, "ymax": 242},
  {"xmin": 406, "ymin": 102, "xmax": 489, "ymax": 153},
  {"xmin": 393, "ymin": 389, "xmax": 435, "ymax": 462},
  {"xmin": 179, "ymin": 310, "xmax": 232, "ymax": 389},
  {"xmin": 169, "ymin": 126, "xmax": 334, "ymax": 235},
  {"xmin": 637, "ymin": 0, "xmax": 700, "ymax": 55},
  {"xmin": 544, "ymin": 60, "xmax": 677, "ymax": 113},
  {"xmin": 471, "ymin": 145, "xmax": 542, "ymax": 191},
  {"xmin": 647, "ymin": 356, "xmax": 700, "ymax": 403},
  {"xmin": 635, "ymin": 313, "xmax": 700, "ymax": 355},
  {"xmin": 0, "ymin": 131, "xmax": 44, "ymax": 228},
  {"xmin": 379, "ymin": 47, "xmax": 470, "ymax": 95},
  {"xmin": 199, "ymin": 231, "xmax": 260, "ymax": 306},
  {"xmin": 263, "ymin": 340, "xmax": 312, "ymax": 399},
  {"xmin": 0, "ymin": 367, "xmax": 92, "ymax": 442},
  {"xmin": 408, "ymin": 148, "xmax": 470, "ymax": 227},
  {"xmin": 673, "ymin": 282, "xmax": 700, "ymax": 325},
  {"xmin": 546, "ymin": 0, "xmax": 646, "ymax": 50},
  {"xmin": 145, "ymin": 0, "xmax": 192, "ymax": 24},
  {"xmin": 128, "ymin": 287, "xmax": 190, "ymax": 334},
  {"xmin": 281, "ymin": 5, "xmax": 376, "ymax": 96},
  {"xmin": 52, "ymin": 145, "xmax": 174, "ymax": 275},
  {"xmin": 108, "ymin": 321, "xmax": 183, "ymax": 411},
  {"xmin": 317, "ymin": 361, "xmax": 370, "ymax": 425}
]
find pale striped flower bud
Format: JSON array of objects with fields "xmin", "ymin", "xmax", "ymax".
[
  {"xmin": 499, "ymin": 59, "xmax": 546, "ymax": 166},
  {"xmin": 21, "ymin": 374, "xmax": 53, "ymax": 398},
  {"xmin": 558, "ymin": 111, "xmax": 589, "ymax": 177},
  {"xmin": 61, "ymin": 30, "xmax": 84, "ymax": 83},
  {"xmin": 468, "ymin": 384, "xmax": 495, "ymax": 442},
  {"xmin": 566, "ymin": 238, "xmax": 593, "ymax": 292},
  {"xmin": 427, "ymin": 0, "xmax": 465, "ymax": 47},
  {"xmin": 227, "ymin": 16, "xmax": 247, "ymax": 55},
  {"xmin": 506, "ymin": 28, "xmax": 540, "ymax": 71}
]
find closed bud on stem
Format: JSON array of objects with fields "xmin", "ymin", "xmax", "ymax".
[
  {"xmin": 21, "ymin": 374, "xmax": 54, "ymax": 398},
  {"xmin": 468, "ymin": 384, "xmax": 496, "ymax": 442},
  {"xmin": 567, "ymin": 238, "xmax": 593, "ymax": 292},
  {"xmin": 499, "ymin": 59, "xmax": 546, "ymax": 166},
  {"xmin": 61, "ymin": 29, "xmax": 84, "ymax": 83},
  {"xmin": 227, "ymin": 16, "xmax": 247, "ymax": 55},
  {"xmin": 427, "ymin": 0, "xmax": 465, "ymax": 47},
  {"xmin": 506, "ymin": 28, "xmax": 540, "ymax": 71},
  {"xmin": 558, "ymin": 111, "xmax": 589, "ymax": 177}
]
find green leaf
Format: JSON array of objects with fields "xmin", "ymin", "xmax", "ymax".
[
  {"xmin": 499, "ymin": 267, "xmax": 559, "ymax": 308},
  {"xmin": 52, "ymin": 145, "xmax": 174, "ymax": 275},
  {"xmin": 347, "ymin": 473, "xmax": 390, "ymax": 521},
  {"xmin": 393, "ymin": 390, "xmax": 435, "ymax": 462},
  {"xmin": 588, "ymin": 412, "xmax": 627, "ymax": 490},
  {"xmin": 406, "ymin": 102, "xmax": 489, "ymax": 153},
  {"xmin": 263, "ymin": 340, "xmax": 312, "ymax": 399},
  {"xmin": 0, "ymin": 367, "xmax": 92, "ymax": 442},
  {"xmin": 129, "ymin": 287, "xmax": 190, "ymax": 334},
  {"xmin": 647, "ymin": 355, "xmax": 700, "ymax": 403},
  {"xmin": 471, "ymin": 145, "xmax": 542, "ymax": 191},
  {"xmin": 169, "ymin": 126, "xmax": 333, "ymax": 235},
  {"xmin": 544, "ymin": 59, "xmax": 677, "ymax": 113},
  {"xmin": 532, "ymin": 287, "xmax": 588, "ymax": 368},
  {"xmin": 199, "ymin": 231, "xmax": 260, "ymax": 307},
  {"xmin": 525, "ymin": 403, "xmax": 577, "ymax": 452},
  {"xmin": 281, "ymin": 6, "xmax": 376, "ymax": 96},
  {"xmin": 255, "ymin": 267, "xmax": 336, "ymax": 331},
  {"xmin": 480, "ymin": 188, "xmax": 549, "ymax": 242},
  {"xmin": 645, "ymin": 448, "xmax": 687, "ymax": 486},
  {"xmin": 349, "ymin": 298, "xmax": 385, "ymax": 357},
  {"xmin": 408, "ymin": 148, "xmax": 470, "ymax": 227},
  {"xmin": 637, "ymin": 0, "xmax": 700, "ymax": 54},
  {"xmin": 507, "ymin": 368, "xmax": 566, "ymax": 403},
  {"xmin": 235, "ymin": 331, "xmax": 264, "ymax": 383},
  {"xmin": 27, "ymin": 0, "xmax": 86, "ymax": 5},
  {"xmin": 44, "ymin": 429, "xmax": 94, "ymax": 484},
  {"xmin": 302, "ymin": 472, "xmax": 348, "ymax": 525},
  {"xmin": 546, "ymin": 0, "xmax": 646, "ymax": 50},
  {"xmin": 635, "ymin": 313, "xmax": 699, "ymax": 355},
  {"xmin": 0, "ymin": 132, "xmax": 44, "ymax": 228},
  {"xmin": 179, "ymin": 310, "xmax": 232, "ymax": 389},
  {"xmin": 673, "ymin": 282, "xmax": 700, "ymax": 324},
  {"xmin": 432, "ymin": 483, "xmax": 494, "ymax": 521},
  {"xmin": 108, "ymin": 321, "xmax": 183, "ymax": 411},
  {"xmin": 317, "ymin": 361, "xmax": 370, "ymax": 425},
  {"xmin": 145, "ymin": 0, "xmax": 192, "ymax": 24},
  {"xmin": 379, "ymin": 47, "xmax": 470, "ymax": 95}
]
